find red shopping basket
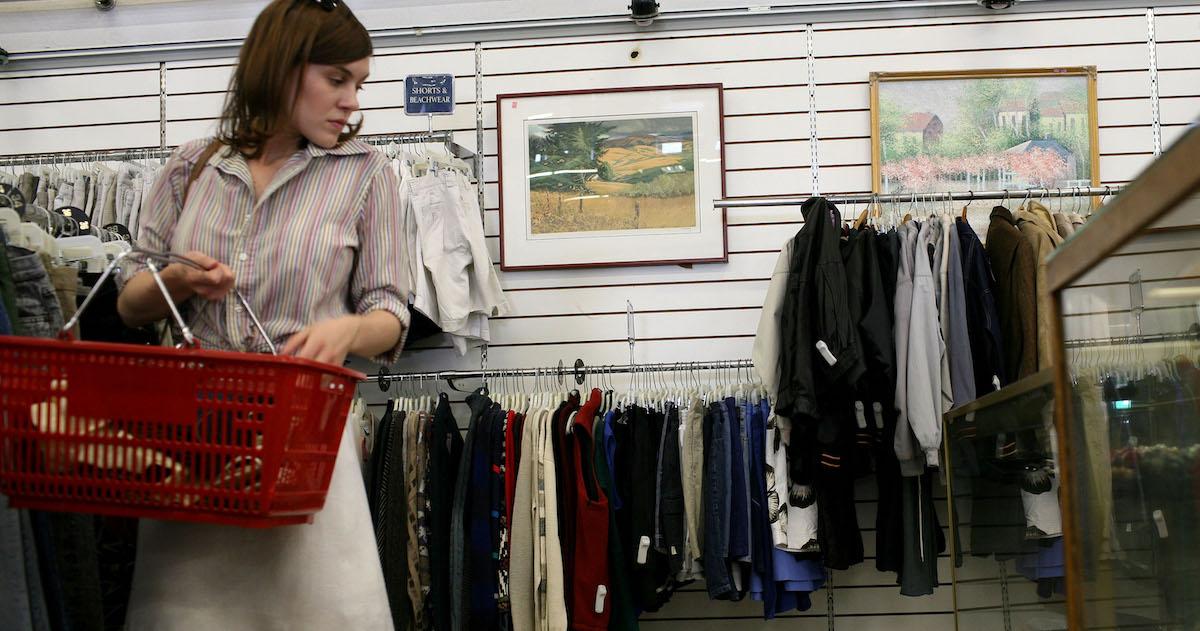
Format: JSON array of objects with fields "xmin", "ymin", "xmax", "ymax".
[{"xmin": 0, "ymin": 249, "xmax": 365, "ymax": 528}]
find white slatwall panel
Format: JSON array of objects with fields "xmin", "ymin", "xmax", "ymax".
[
  {"xmin": 1155, "ymin": 9, "xmax": 1200, "ymax": 150},
  {"xmin": 0, "ymin": 63, "xmax": 162, "ymax": 153},
  {"xmin": 162, "ymin": 44, "xmax": 481, "ymax": 150},
  {"xmin": 4, "ymin": 5, "xmax": 1199, "ymax": 630}
]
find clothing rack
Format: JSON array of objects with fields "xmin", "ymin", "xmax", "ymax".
[
  {"xmin": 0, "ymin": 130, "xmax": 476, "ymax": 168},
  {"xmin": 366, "ymin": 358, "xmax": 755, "ymax": 391},
  {"xmin": 1064, "ymin": 323, "xmax": 1200, "ymax": 349},
  {"xmin": 714, "ymin": 186, "xmax": 1123, "ymax": 208}
]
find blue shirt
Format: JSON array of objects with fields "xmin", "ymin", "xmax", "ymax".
[{"xmin": 602, "ymin": 410, "xmax": 623, "ymax": 510}]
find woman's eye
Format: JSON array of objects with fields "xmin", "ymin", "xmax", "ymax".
[{"xmin": 329, "ymin": 77, "xmax": 345, "ymax": 86}]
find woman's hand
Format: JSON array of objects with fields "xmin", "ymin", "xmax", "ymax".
[
  {"xmin": 170, "ymin": 250, "xmax": 235, "ymax": 301},
  {"xmin": 282, "ymin": 315, "xmax": 363, "ymax": 366},
  {"xmin": 118, "ymin": 250, "xmax": 235, "ymax": 328}
]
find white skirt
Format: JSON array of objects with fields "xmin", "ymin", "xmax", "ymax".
[{"xmin": 125, "ymin": 410, "xmax": 393, "ymax": 631}]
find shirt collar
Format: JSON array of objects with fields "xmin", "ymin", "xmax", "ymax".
[
  {"xmin": 210, "ymin": 138, "xmax": 373, "ymax": 168},
  {"xmin": 306, "ymin": 138, "xmax": 373, "ymax": 158},
  {"xmin": 990, "ymin": 205, "xmax": 1017, "ymax": 226}
]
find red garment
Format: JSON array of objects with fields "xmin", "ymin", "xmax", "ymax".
[
  {"xmin": 505, "ymin": 409, "xmax": 518, "ymax": 530},
  {"xmin": 569, "ymin": 389, "xmax": 610, "ymax": 631}
]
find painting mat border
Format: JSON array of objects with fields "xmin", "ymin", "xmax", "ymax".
[{"xmin": 495, "ymin": 83, "xmax": 727, "ymax": 272}]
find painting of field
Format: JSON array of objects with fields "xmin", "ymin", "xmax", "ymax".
[{"xmin": 527, "ymin": 115, "xmax": 698, "ymax": 235}]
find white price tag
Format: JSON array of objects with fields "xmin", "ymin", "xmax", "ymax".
[
  {"xmin": 815, "ymin": 340, "xmax": 837, "ymax": 366},
  {"xmin": 637, "ymin": 535, "xmax": 650, "ymax": 564},
  {"xmin": 1153, "ymin": 509, "xmax": 1169, "ymax": 538}
]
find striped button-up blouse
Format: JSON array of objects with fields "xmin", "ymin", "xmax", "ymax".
[{"xmin": 122, "ymin": 137, "xmax": 410, "ymax": 364}]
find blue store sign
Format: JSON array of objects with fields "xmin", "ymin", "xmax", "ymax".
[{"xmin": 405, "ymin": 74, "xmax": 455, "ymax": 115}]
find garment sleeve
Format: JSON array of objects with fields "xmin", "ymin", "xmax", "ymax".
[
  {"xmin": 118, "ymin": 148, "xmax": 191, "ymax": 286},
  {"xmin": 1015, "ymin": 240, "xmax": 1040, "ymax": 378},
  {"xmin": 907, "ymin": 250, "xmax": 944, "ymax": 468},
  {"xmin": 892, "ymin": 236, "xmax": 914, "ymax": 465},
  {"xmin": 352, "ymin": 164, "xmax": 412, "ymax": 365},
  {"xmin": 752, "ymin": 244, "xmax": 791, "ymax": 404}
]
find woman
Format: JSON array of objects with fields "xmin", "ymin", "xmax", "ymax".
[{"xmin": 117, "ymin": 1, "xmax": 405, "ymax": 628}]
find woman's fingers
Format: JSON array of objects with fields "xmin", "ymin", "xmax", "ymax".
[
  {"xmin": 189, "ymin": 264, "xmax": 235, "ymax": 299},
  {"xmin": 181, "ymin": 250, "xmax": 219, "ymax": 270},
  {"xmin": 282, "ymin": 328, "xmax": 310, "ymax": 356}
]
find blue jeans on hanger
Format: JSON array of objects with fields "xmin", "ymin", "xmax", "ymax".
[
  {"xmin": 6, "ymin": 246, "xmax": 64, "ymax": 339},
  {"xmin": 703, "ymin": 402, "xmax": 735, "ymax": 600}
]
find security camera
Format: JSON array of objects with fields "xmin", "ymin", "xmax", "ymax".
[
  {"xmin": 629, "ymin": 0, "xmax": 660, "ymax": 26},
  {"xmin": 95, "ymin": 0, "xmax": 116, "ymax": 11},
  {"xmin": 977, "ymin": 0, "xmax": 1018, "ymax": 8}
]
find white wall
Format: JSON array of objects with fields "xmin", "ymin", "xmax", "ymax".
[{"xmin": 2, "ymin": 4, "xmax": 1199, "ymax": 630}]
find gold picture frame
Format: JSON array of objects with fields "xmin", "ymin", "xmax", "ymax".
[{"xmin": 870, "ymin": 67, "xmax": 1100, "ymax": 195}]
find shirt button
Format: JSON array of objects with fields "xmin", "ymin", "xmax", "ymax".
[{"xmin": 238, "ymin": 252, "xmax": 248, "ymax": 262}]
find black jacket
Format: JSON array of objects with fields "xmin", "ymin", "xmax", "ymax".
[
  {"xmin": 841, "ymin": 227, "xmax": 895, "ymax": 402},
  {"xmin": 956, "ymin": 218, "xmax": 1007, "ymax": 392},
  {"xmin": 776, "ymin": 197, "xmax": 867, "ymax": 422}
]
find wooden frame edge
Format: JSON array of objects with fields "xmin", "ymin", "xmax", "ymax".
[{"xmin": 869, "ymin": 66, "xmax": 1100, "ymax": 194}]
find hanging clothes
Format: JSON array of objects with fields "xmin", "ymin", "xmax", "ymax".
[
  {"xmin": 1017, "ymin": 201, "xmax": 1064, "ymax": 371},
  {"xmin": 565, "ymin": 389, "xmax": 611, "ymax": 631},
  {"xmin": 956, "ymin": 217, "xmax": 1006, "ymax": 394},
  {"xmin": 986, "ymin": 206, "xmax": 1039, "ymax": 381},
  {"xmin": 427, "ymin": 393, "xmax": 463, "ymax": 631},
  {"xmin": 894, "ymin": 220, "xmax": 943, "ymax": 476},
  {"xmin": 395, "ymin": 151, "xmax": 508, "ymax": 356}
]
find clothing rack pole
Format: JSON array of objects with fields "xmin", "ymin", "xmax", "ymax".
[
  {"xmin": 0, "ymin": 147, "xmax": 175, "ymax": 168},
  {"xmin": 714, "ymin": 185, "xmax": 1122, "ymax": 208},
  {"xmin": 362, "ymin": 358, "xmax": 755, "ymax": 387},
  {"xmin": 1063, "ymin": 324, "xmax": 1200, "ymax": 349},
  {"xmin": 0, "ymin": 130, "xmax": 472, "ymax": 168}
]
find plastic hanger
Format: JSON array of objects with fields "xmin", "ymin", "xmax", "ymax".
[{"xmin": 57, "ymin": 235, "xmax": 108, "ymax": 273}]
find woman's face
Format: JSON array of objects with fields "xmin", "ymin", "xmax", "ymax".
[{"xmin": 292, "ymin": 57, "xmax": 370, "ymax": 148}]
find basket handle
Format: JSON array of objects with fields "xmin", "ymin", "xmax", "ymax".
[{"xmin": 63, "ymin": 247, "xmax": 278, "ymax": 356}]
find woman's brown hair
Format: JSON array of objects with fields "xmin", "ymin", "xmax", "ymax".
[{"xmin": 218, "ymin": 0, "xmax": 372, "ymax": 158}]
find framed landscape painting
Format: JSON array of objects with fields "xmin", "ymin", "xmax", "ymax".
[
  {"xmin": 870, "ymin": 68, "xmax": 1099, "ymax": 195},
  {"xmin": 496, "ymin": 84, "xmax": 726, "ymax": 271}
]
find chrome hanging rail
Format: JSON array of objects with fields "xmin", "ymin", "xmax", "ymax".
[
  {"xmin": 366, "ymin": 358, "xmax": 755, "ymax": 391},
  {"xmin": 1064, "ymin": 324, "xmax": 1200, "ymax": 349},
  {"xmin": 0, "ymin": 129, "xmax": 473, "ymax": 168},
  {"xmin": 714, "ymin": 186, "xmax": 1123, "ymax": 208}
]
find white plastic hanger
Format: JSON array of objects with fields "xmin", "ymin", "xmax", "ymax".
[{"xmin": 57, "ymin": 235, "xmax": 108, "ymax": 273}]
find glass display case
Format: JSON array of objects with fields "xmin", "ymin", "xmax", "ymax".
[
  {"xmin": 1048, "ymin": 126, "xmax": 1200, "ymax": 630},
  {"xmin": 945, "ymin": 369, "xmax": 1071, "ymax": 631}
]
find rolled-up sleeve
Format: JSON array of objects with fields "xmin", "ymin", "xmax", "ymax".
[{"xmin": 352, "ymin": 164, "xmax": 411, "ymax": 365}]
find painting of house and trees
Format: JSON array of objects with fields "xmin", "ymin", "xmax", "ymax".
[
  {"xmin": 526, "ymin": 114, "xmax": 699, "ymax": 235},
  {"xmin": 871, "ymin": 69, "xmax": 1098, "ymax": 194}
]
